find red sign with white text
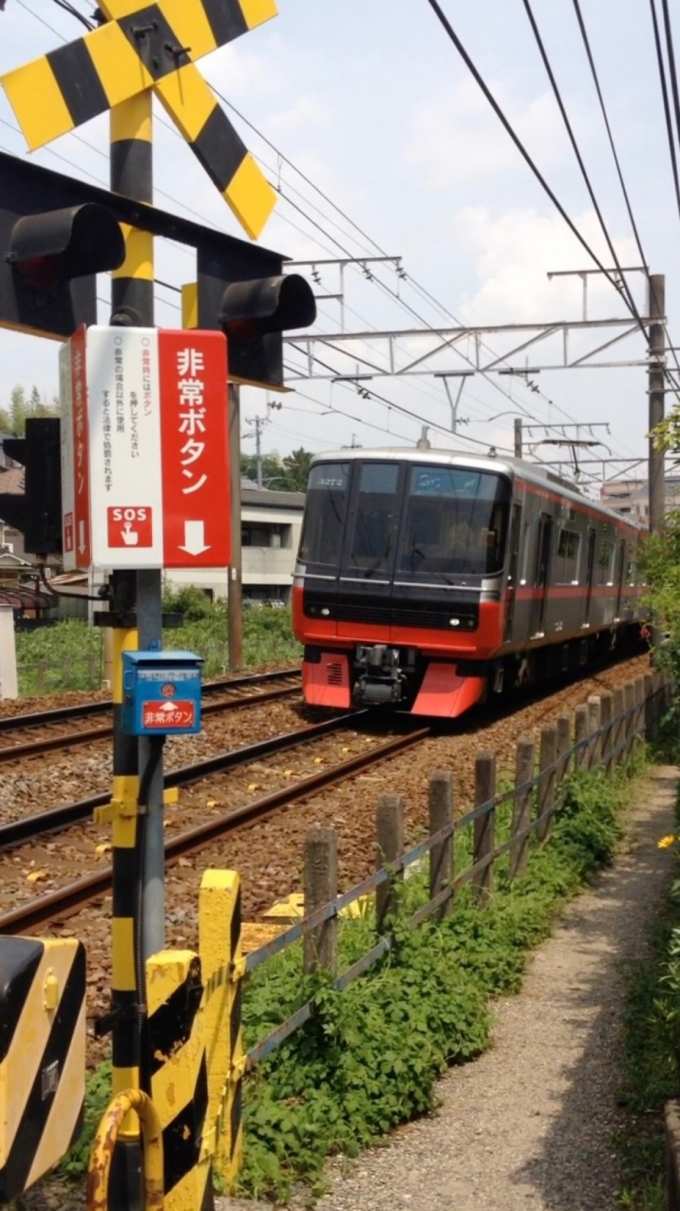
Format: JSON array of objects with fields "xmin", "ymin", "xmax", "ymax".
[
  {"xmin": 158, "ymin": 330, "xmax": 230, "ymax": 567},
  {"xmin": 142, "ymin": 700, "xmax": 196, "ymax": 730},
  {"xmin": 70, "ymin": 325, "xmax": 91, "ymax": 566},
  {"xmin": 107, "ymin": 506, "xmax": 154, "ymax": 549}
]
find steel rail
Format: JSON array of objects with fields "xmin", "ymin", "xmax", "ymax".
[
  {"xmin": 0, "ymin": 666, "xmax": 301, "ymax": 733},
  {"xmin": 0, "ymin": 682, "xmax": 301, "ymax": 763},
  {"xmin": 0, "ymin": 711, "xmax": 371, "ymax": 851},
  {"xmin": 0, "ymin": 725, "xmax": 431, "ymax": 934}
]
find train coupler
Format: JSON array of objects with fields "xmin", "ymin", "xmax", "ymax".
[{"xmin": 355, "ymin": 644, "xmax": 407, "ymax": 704}]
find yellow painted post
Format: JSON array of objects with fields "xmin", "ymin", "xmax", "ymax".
[
  {"xmin": 146, "ymin": 951, "xmax": 209, "ymax": 1211},
  {"xmin": 199, "ymin": 870, "xmax": 244, "ymax": 1187}
]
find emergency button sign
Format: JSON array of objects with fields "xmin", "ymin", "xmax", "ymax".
[
  {"xmin": 107, "ymin": 507, "xmax": 153, "ymax": 549},
  {"xmin": 59, "ymin": 327, "xmax": 230, "ymax": 570},
  {"xmin": 142, "ymin": 700, "xmax": 196, "ymax": 730}
]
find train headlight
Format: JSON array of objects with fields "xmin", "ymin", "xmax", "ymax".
[
  {"xmin": 321, "ymin": 608, "xmax": 330, "ymax": 616},
  {"xmin": 449, "ymin": 618, "xmax": 461, "ymax": 627}
]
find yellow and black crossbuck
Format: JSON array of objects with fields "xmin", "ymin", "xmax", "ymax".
[{"xmin": 1, "ymin": 0, "xmax": 278, "ymax": 239}]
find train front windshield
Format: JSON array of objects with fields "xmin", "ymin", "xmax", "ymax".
[
  {"xmin": 399, "ymin": 465, "xmax": 510, "ymax": 577},
  {"xmin": 299, "ymin": 460, "xmax": 510, "ymax": 577}
]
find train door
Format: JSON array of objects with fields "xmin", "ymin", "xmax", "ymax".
[
  {"xmin": 616, "ymin": 540, "xmax": 626, "ymax": 617},
  {"xmin": 504, "ymin": 503, "xmax": 523, "ymax": 641},
  {"xmin": 581, "ymin": 528, "xmax": 596, "ymax": 625},
  {"xmin": 530, "ymin": 513, "xmax": 552, "ymax": 636}
]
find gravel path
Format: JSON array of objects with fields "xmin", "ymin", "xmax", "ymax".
[{"xmin": 220, "ymin": 764, "xmax": 678, "ymax": 1211}]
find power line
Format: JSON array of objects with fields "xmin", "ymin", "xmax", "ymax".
[
  {"xmin": 522, "ymin": 0, "xmax": 637, "ymax": 320},
  {"xmin": 571, "ymin": 0, "xmax": 648, "ymax": 273}
]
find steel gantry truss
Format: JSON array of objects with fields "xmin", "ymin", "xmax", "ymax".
[{"xmin": 284, "ymin": 314, "xmax": 656, "ymax": 382}]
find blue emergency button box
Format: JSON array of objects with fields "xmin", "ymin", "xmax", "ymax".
[{"xmin": 122, "ymin": 650, "xmax": 203, "ymax": 737}]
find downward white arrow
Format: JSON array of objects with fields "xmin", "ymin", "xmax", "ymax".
[
  {"xmin": 179, "ymin": 520, "xmax": 211, "ymax": 557},
  {"xmin": 78, "ymin": 520, "xmax": 86, "ymax": 555}
]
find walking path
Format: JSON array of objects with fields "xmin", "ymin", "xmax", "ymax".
[{"xmin": 221, "ymin": 766, "xmax": 678, "ymax": 1211}]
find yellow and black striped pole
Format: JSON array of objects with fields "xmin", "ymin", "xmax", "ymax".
[{"xmin": 107, "ymin": 87, "xmax": 158, "ymax": 1211}]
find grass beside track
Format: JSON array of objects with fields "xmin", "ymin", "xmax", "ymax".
[{"xmin": 16, "ymin": 605, "xmax": 302, "ymax": 695}]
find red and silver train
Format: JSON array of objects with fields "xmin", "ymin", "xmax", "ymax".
[{"xmin": 292, "ymin": 448, "xmax": 645, "ymax": 717}]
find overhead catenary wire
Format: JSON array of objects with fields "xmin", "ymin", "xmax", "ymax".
[
  {"xmin": 423, "ymin": 0, "xmax": 680, "ymax": 404},
  {"xmin": 9, "ymin": 0, "xmax": 652, "ymax": 472},
  {"xmin": 521, "ymin": 0, "xmax": 638, "ymax": 321}
]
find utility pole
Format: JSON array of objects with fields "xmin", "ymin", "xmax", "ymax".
[
  {"xmin": 514, "ymin": 418, "xmax": 522, "ymax": 458},
  {"xmin": 648, "ymin": 273, "xmax": 665, "ymax": 534},
  {"xmin": 245, "ymin": 414, "xmax": 271, "ymax": 488},
  {"xmin": 229, "ymin": 384, "xmax": 243, "ymax": 671}
]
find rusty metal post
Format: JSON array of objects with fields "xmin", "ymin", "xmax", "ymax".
[
  {"xmin": 303, "ymin": 827, "xmax": 338, "ymax": 976},
  {"xmin": 429, "ymin": 771, "xmax": 454, "ymax": 919}
]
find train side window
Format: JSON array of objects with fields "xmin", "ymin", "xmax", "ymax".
[
  {"xmin": 519, "ymin": 520, "xmax": 531, "ymax": 584},
  {"xmin": 555, "ymin": 528, "xmax": 581, "ymax": 584}
]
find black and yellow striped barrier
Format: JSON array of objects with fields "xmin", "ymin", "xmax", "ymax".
[
  {"xmin": 146, "ymin": 950, "xmax": 210, "ymax": 1211},
  {"xmin": 0, "ymin": 0, "xmax": 278, "ymax": 239},
  {"xmin": 199, "ymin": 870, "xmax": 244, "ymax": 1184},
  {"xmin": 0, "ymin": 937, "xmax": 86, "ymax": 1203}
]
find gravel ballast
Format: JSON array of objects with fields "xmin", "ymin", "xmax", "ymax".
[{"xmin": 219, "ymin": 764, "xmax": 678, "ymax": 1211}]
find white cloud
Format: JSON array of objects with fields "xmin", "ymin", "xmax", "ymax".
[
  {"xmin": 452, "ymin": 205, "xmax": 641, "ymax": 325},
  {"xmin": 404, "ymin": 77, "xmax": 566, "ymax": 190},
  {"xmin": 264, "ymin": 95, "xmax": 330, "ymax": 142}
]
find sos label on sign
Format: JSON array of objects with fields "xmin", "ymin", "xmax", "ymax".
[{"xmin": 107, "ymin": 506, "xmax": 153, "ymax": 549}]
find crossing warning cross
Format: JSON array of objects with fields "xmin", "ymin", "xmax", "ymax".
[{"xmin": 0, "ymin": 0, "xmax": 278, "ymax": 239}]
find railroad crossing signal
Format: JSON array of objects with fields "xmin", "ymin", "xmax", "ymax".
[{"xmin": 1, "ymin": 0, "xmax": 278, "ymax": 239}]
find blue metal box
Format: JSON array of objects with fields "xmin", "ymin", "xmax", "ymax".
[{"xmin": 122, "ymin": 650, "xmax": 203, "ymax": 736}]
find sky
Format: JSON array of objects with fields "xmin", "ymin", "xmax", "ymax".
[{"xmin": 0, "ymin": 0, "xmax": 676, "ymax": 497}]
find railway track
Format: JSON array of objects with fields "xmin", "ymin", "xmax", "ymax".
[
  {"xmin": 0, "ymin": 715, "xmax": 430, "ymax": 934},
  {"xmin": 0, "ymin": 667, "xmax": 302, "ymax": 763},
  {"xmin": 0, "ymin": 650, "xmax": 651, "ymax": 940}
]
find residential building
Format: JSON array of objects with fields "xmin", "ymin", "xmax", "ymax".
[{"xmin": 601, "ymin": 477, "xmax": 680, "ymax": 526}]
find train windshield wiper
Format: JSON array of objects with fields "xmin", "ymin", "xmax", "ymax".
[{"xmin": 411, "ymin": 545, "xmax": 454, "ymax": 586}]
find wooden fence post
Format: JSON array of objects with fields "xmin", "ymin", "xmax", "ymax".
[
  {"xmin": 588, "ymin": 695, "xmax": 602, "ymax": 769},
  {"xmin": 376, "ymin": 793, "xmax": 405, "ymax": 932},
  {"xmin": 429, "ymin": 771, "xmax": 453, "ymax": 919},
  {"xmin": 624, "ymin": 681, "xmax": 636, "ymax": 761},
  {"xmin": 473, "ymin": 752, "xmax": 495, "ymax": 903},
  {"xmin": 612, "ymin": 686, "xmax": 625, "ymax": 764},
  {"xmin": 303, "ymin": 827, "xmax": 338, "ymax": 975},
  {"xmin": 537, "ymin": 725, "xmax": 557, "ymax": 841},
  {"xmin": 574, "ymin": 704, "xmax": 589, "ymax": 770},
  {"xmin": 644, "ymin": 672, "xmax": 654, "ymax": 741},
  {"xmin": 510, "ymin": 737, "xmax": 534, "ymax": 880},
  {"xmin": 556, "ymin": 714, "xmax": 571, "ymax": 784},
  {"xmin": 634, "ymin": 677, "xmax": 646, "ymax": 750},
  {"xmin": 600, "ymin": 691, "xmax": 613, "ymax": 773}
]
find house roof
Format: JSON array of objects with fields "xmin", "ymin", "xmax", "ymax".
[{"xmin": 0, "ymin": 466, "xmax": 24, "ymax": 494}]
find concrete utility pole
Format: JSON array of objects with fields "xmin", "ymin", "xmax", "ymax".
[
  {"xmin": 514, "ymin": 418, "xmax": 522, "ymax": 458},
  {"xmin": 246, "ymin": 414, "xmax": 271, "ymax": 488},
  {"xmin": 648, "ymin": 273, "xmax": 665, "ymax": 534}
]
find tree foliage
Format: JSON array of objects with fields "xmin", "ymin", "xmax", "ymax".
[
  {"xmin": 241, "ymin": 447, "xmax": 312, "ymax": 492},
  {"xmin": 0, "ymin": 384, "xmax": 59, "ymax": 437}
]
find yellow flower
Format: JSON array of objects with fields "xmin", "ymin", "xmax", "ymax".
[{"xmin": 658, "ymin": 834, "xmax": 677, "ymax": 849}]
